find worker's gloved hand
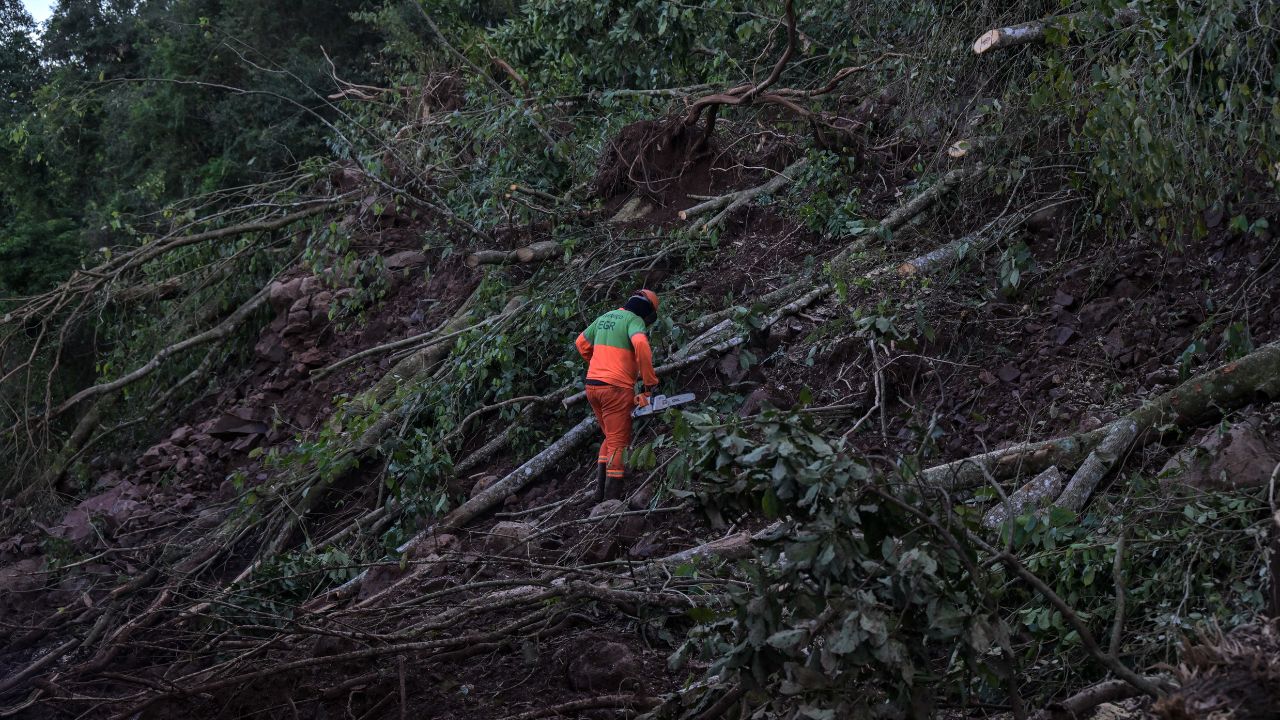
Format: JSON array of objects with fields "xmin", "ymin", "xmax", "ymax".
[{"xmin": 634, "ymin": 392, "xmax": 651, "ymax": 408}]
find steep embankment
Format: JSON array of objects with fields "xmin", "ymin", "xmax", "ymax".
[{"xmin": 4, "ymin": 1, "xmax": 1280, "ymax": 718}]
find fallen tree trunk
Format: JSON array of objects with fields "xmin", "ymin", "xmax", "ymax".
[
  {"xmin": 561, "ymin": 285, "xmax": 831, "ymax": 408},
  {"xmin": 429, "ymin": 416, "xmax": 598, "ymax": 537},
  {"xmin": 465, "ymin": 241, "xmax": 562, "ymax": 268},
  {"xmin": 923, "ymin": 340, "xmax": 1280, "ymax": 490},
  {"xmin": 332, "ymin": 416, "xmax": 600, "ymax": 607},
  {"xmin": 1033, "ymin": 677, "xmax": 1162, "ymax": 720},
  {"xmin": 678, "ymin": 159, "xmax": 809, "ymax": 232},
  {"xmin": 1054, "ymin": 419, "xmax": 1139, "ymax": 512},
  {"xmin": 982, "ymin": 466, "xmax": 1065, "ymax": 529},
  {"xmin": 920, "ymin": 427, "xmax": 1108, "ymax": 490},
  {"xmin": 973, "ymin": 6, "xmax": 1140, "ymax": 55},
  {"xmin": 46, "ymin": 283, "xmax": 272, "ymax": 421}
]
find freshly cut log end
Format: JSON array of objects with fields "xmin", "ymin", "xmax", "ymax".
[
  {"xmin": 972, "ymin": 22, "xmax": 1045, "ymax": 55},
  {"xmin": 509, "ymin": 183, "xmax": 519, "ymax": 191},
  {"xmin": 465, "ymin": 249, "xmax": 516, "ymax": 268},
  {"xmin": 972, "ymin": 29, "xmax": 1002, "ymax": 55},
  {"xmin": 677, "ymin": 210, "xmax": 688, "ymax": 221},
  {"xmin": 897, "ymin": 262, "xmax": 919, "ymax": 276},
  {"xmin": 947, "ymin": 140, "xmax": 971, "ymax": 159},
  {"xmin": 513, "ymin": 240, "xmax": 563, "ymax": 264}
]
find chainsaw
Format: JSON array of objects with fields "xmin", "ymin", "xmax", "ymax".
[{"xmin": 633, "ymin": 392, "xmax": 696, "ymax": 417}]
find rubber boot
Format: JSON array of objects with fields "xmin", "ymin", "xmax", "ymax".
[
  {"xmin": 602, "ymin": 471, "xmax": 624, "ymax": 502},
  {"xmin": 593, "ymin": 462, "xmax": 608, "ymax": 503}
]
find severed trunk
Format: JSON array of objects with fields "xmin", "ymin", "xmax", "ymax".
[
  {"xmin": 973, "ymin": 7, "xmax": 1140, "ymax": 55},
  {"xmin": 466, "ymin": 240, "xmax": 563, "ymax": 268}
]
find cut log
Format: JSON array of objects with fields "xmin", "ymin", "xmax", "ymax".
[
  {"xmin": 1054, "ymin": 419, "xmax": 1139, "ymax": 512},
  {"xmin": 925, "ymin": 340, "xmax": 1280, "ymax": 490},
  {"xmin": 982, "ymin": 466, "xmax": 1066, "ymax": 529},
  {"xmin": 514, "ymin": 240, "xmax": 562, "ymax": 263},
  {"xmin": 466, "ymin": 241, "xmax": 563, "ymax": 268},
  {"xmin": 679, "ymin": 159, "xmax": 809, "ymax": 232},
  {"xmin": 973, "ymin": 7, "xmax": 1141, "ymax": 55},
  {"xmin": 344, "ymin": 416, "xmax": 599, "ymax": 608},
  {"xmin": 1031, "ymin": 678, "xmax": 1163, "ymax": 720},
  {"xmin": 973, "ymin": 20, "xmax": 1050, "ymax": 55},
  {"xmin": 466, "ymin": 249, "xmax": 514, "ymax": 267}
]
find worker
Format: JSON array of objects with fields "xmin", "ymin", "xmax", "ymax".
[{"xmin": 575, "ymin": 289, "xmax": 661, "ymax": 502}]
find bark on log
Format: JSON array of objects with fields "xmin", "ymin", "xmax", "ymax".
[
  {"xmin": 896, "ymin": 211, "xmax": 1025, "ymax": 276},
  {"xmin": 1031, "ymin": 678, "xmax": 1161, "ymax": 720},
  {"xmin": 430, "ymin": 416, "xmax": 597, "ymax": 537},
  {"xmin": 649, "ymin": 521, "xmax": 783, "ymax": 569},
  {"xmin": 465, "ymin": 249, "xmax": 515, "ymax": 267},
  {"xmin": 679, "ymin": 159, "xmax": 809, "ymax": 232},
  {"xmin": 514, "ymin": 240, "xmax": 562, "ymax": 263},
  {"xmin": 331, "ymin": 417, "xmax": 599, "ymax": 607},
  {"xmin": 1055, "ymin": 419, "xmax": 1139, "ymax": 512},
  {"xmin": 924, "ymin": 341, "xmax": 1280, "ymax": 490},
  {"xmin": 973, "ymin": 7, "xmax": 1140, "ymax": 55},
  {"xmin": 982, "ymin": 466, "xmax": 1066, "ymax": 529},
  {"xmin": 465, "ymin": 241, "xmax": 562, "ymax": 268},
  {"xmin": 922, "ymin": 426, "xmax": 1117, "ymax": 490}
]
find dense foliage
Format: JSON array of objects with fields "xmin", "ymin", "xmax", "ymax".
[
  {"xmin": 0, "ymin": 0, "xmax": 383, "ymax": 295},
  {"xmin": 1, "ymin": 1, "xmax": 1277, "ymax": 715}
]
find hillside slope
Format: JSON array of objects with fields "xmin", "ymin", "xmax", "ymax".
[{"xmin": 3, "ymin": 1, "xmax": 1280, "ymax": 718}]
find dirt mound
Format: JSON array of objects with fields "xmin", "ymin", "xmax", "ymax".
[{"xmin": 592, "ymin": 118, "xmax": 744, "ymax": 219}]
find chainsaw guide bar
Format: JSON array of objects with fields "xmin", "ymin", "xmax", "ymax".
[{"xmin": 632, "ymin": 393, "xmax": 696, "ymax": 417}]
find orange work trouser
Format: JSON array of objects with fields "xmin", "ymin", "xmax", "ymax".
[{"xmin": 586, "ymin": 383, "xmax": 634, "ymax": 479}]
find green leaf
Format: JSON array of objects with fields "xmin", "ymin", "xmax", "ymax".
[
  {"xmin": 766, "ymin": 628, "xmax": 809, "ymax": 653},
  {"xmin": 761, "ymin": 488, "xmax": 781, "ymax": 519}
]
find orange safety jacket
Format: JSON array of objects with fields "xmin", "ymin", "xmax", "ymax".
[{"xmin": 575, "ymin": 308, "xmax": 659, "ymax": 390}]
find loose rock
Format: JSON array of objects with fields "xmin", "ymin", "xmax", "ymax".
[
  {"xmin": 1159, "ymin": 418, "xmax": 1279, "ymax": 490},
  {"xmin": 564, "ymin": 640, "xmax": 643, "ymax": 692},
  {"xmin": 487, "ymin": 521, "xmax": 534, "ymax": 553}
]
